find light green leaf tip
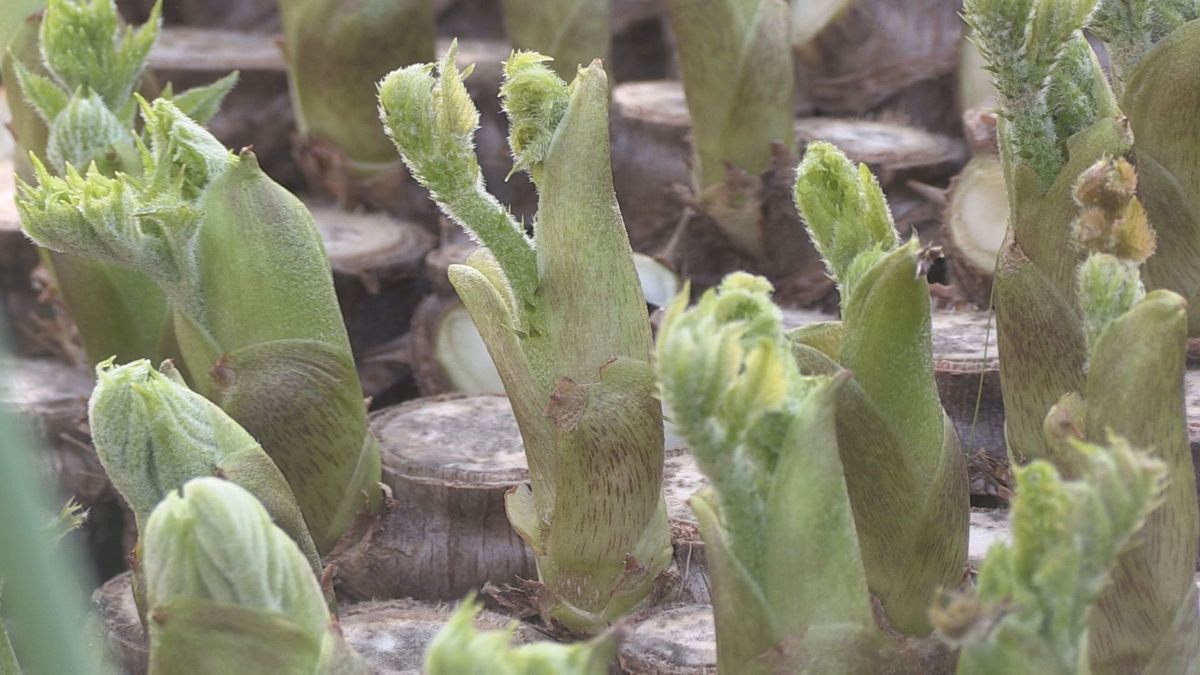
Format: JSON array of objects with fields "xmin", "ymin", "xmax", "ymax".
[
  {"xmin": 656, "ymin": 272, "xmax": 822, "ymax": 571},
  {"xmin": 44, "ymin": 90, "xmax": 134, "ymax": 174},
  {"xmin": 500, "ymin": 50, "xmax": 568, "ymax": 178},
  {"xmin": 793, "ymin": 141, "xmax": 898, "ymax": 294},
  {"xmin": 424, "ymin": 595, "xmax": 619, "ymax": 675},
  {"xmin": 16, "ymin": 98, "xmax": 231, "ymax": 317},
  {"xmin": 1076, "ymin": 253, "xmax": 1145, "ymax": 355},
  {"xmin": 87, "ymin": 359, "xmax": 250, "ymax": 521},
  {"xmin": 38, "ymin": 0, "xmax": 161, "ymax": 113},
  {"xmin": 379, "ymin": 41, "xmax": 537, "ymax": 308}
]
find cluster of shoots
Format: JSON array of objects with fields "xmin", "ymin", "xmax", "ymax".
[
  {"xmin": 4, "ymin": 0, "xmax": 1200, "ymax": 671},
  {"xmin": 379, "ymin": 44, "xmax": 672, "ymax": 634},
  {"xmin": 5, "ymin": 0, "xmax": 236, "ymax": 365},
  {"xmin": 18, "ymin": 96, "xmax": 382, "ymax": 554},
  {"xmin": 655, "ymin": 142, "xmax": 968, "ymax": 671},
  {"xmin": 963, "ymin": 0, "xmax": 1200, "ymax": 671}
]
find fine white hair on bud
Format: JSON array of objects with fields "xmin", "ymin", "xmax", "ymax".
[{"xmin": 142, "ymin": 478, "xmax": 329, "ymax": 637}]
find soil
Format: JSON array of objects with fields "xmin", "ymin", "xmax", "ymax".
[{"xmin": 795, "ymin": 0, "xmax": 964, "ymax": 135}]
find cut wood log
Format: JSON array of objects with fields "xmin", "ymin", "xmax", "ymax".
[
  {"xmin": 330, "ymin": 391, "xmax": 719, "ymax": 607},
  {"xmin": 941, "ymin": 105, "xmax": 1005, "ymax": 309},
  {"xmin": 618, "ymin": 604, "xmax": 717, "ymax": 675},
  {"xmin": 943, "ymin": 154, "xmax": 1006, "ymax": 308},
  {"xmin": 408, "ymin": 295, "xmax": 504, "ymax": 397},
  {"xmin": 0, "ymin": 158, "xmax": 47, "ymax": 356},
  {"xmin": 93, "ymin": 571, "xmax": 545, "ymax": 675},
  {"xmin": 327, "ymin": 395, "xmax": 538, "ymax": 602},
  {"xmin": 147, "ymin": 29, "xmax": 531, "ymax": 218},
  {"xmin": 339, "ymin": 597, "xmax": 546, "ymax": 673},
  {"xmin": 611, "ymin": 80, "xmax": 966, "ymax": 303},
  {"xmin": 423, "ymin": 239, "xmax": 477, "ymax": 298},
  {"xmin": 616, "ymin": 600, "xmax": 956, "ymax": 674},
  {"xmin": 794, "ymin": 0, "xmax": 964, "ymax": 135},
  {"xmin": 310, "ymin": 204, "xmax": 435, "ymax": 355},
  {"xmin": 356, "ymin": 333, "xmax": 420, "ymax": 411},
  {"xmin": 1, "ymin": 357, "xmax": 100, "ymax": 501},
  {"xmin": 1, "ymin": 356, "xmax": 129, "ymax": 579},
  {"xmin": 661, "ymin": 449, "xmax": 709, "ymax": 605}
]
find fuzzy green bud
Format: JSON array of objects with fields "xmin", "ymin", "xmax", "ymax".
[
  {"xmin": 88, "ymin": 359, "xmax": 321, "ymax": 570},
  {"xmin": 964, "ymin": 0, "xmax": 1107, "ymax": 187},
  {"xmin": 89, "ymin": 359, "xmax": 242, "ymax": 522},
  {"xmin": 142, "ymin": 478, "xmax": 367, "ymax": 674},
  {"xmin": 143, "ymin": 479, "xmax": 328, "ymax": 632},
  {"xmin": 939, "ymin": 436, "xmax": 1167, "ymax": 674},
  {"xmin": 380, "ymin": 42, "xmax": 538, "ymax": 308},
  {"xmin": 657, "ymin": 275, "xmax": 883, "ymax": 673},
  {"xmin": 15, "ymin": 99, "xmax": 226, "ymax": 319},
  {"xmin": 1076, "ymin": 253, "xmax": 1145, "ymax": 354},
  {"xmin": 43, "ymin": 92, "xmax": 137, "ymax": 175},
  {"xmin": 21, "ymin": 94, "xmax": 379, "ymax": 555},
  {"xmin": 38, "ymin": 0, "xmax": 160, "ymax": 115},
  {"xmin": 793, "ymin": 142, "xmax": 898, "ymax": 297},
  {"xmin": 500, "ymin": 51, "xmax": 569, "ymax": 178}
]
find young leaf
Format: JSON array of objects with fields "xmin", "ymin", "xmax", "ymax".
[
  {"xmin": 88, "ymin": 359, "xmax": 321, "ymax": 573},
  {"xmin": 793, "ymin": 142, "xmax": 968, "ymax": 635}
]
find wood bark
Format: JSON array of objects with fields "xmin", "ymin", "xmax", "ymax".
[{"xmin": 327, "ymin": 395, "xmax": 538, "ymax": 602}]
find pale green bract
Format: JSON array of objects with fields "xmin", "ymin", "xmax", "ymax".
[
  {"xmin": 793, "ymin": 141, "xmax": 896, "ymax": 298},
  {"xmin": 17, "ymin": 98, "xmax": 229, "ymax": 320}
]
